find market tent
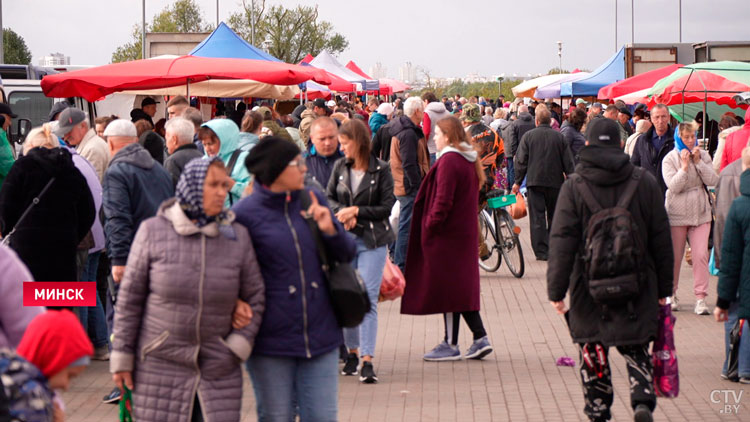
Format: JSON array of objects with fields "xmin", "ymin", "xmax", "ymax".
[
  {"xmin": 189, "ymin": 22, "xmax": 282, "ymax": 62},
  {"xmin": 647, "ymin": 61, "xmax": 750, "ymax": 108},
  {"xmin": 379, "ymin": 78, "xmax": 411, "ymax": 93},
  {"xmin": 345, "ymin": 61, "xmax": 373, "ymax": 79},
  {"xmin": 300, "ymin": 54, "xmax": 314, "ymax": 65},
  {"xmin": 598, "ymin": 64, "xmax": 682, "ymax": 100},
  {"xmin": 41, "ymin": 55, "xmax": 331, "ymax": 102},
  {"xmin": 534, "ymin": 72, "xmax": 591, "ymax": 99},
  {"xmin": 560, "ymin": 47, "xmax": 625, "ymax": 97},
  {"xmin": 310, "ymin": 51, "xmax": 379, "ymax": 91},
  {"xmin": 511, "ymin": 73, "xmax": 571, "ymax": 98}
]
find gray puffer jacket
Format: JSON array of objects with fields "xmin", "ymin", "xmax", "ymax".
[{"xmin": 111, "ymin": 198, "xmax": 265, "ymax": 422}]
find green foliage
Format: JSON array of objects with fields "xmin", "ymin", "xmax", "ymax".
[
  {"xmin": 3, "ymin": 28, "xmax": 32, "ymax": 65},
  {"xmin": 413, "ymin": 80, "xmax": 523, "ymax": 102},
  {"xmin": 228, "ymin": 1, "xmax": 349, "ymax": 64},
  {"xmin": 111, "ymin": 24, "xmax": 142, "ymax": 63},
  {"xmin": 547, "ymin": 67, "xmax": 570, "ymax": 75}
]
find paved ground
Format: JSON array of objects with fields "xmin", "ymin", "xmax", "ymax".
[{"xmin": 62, "ymin": 218, "xmax": 746, "ymax": 421}]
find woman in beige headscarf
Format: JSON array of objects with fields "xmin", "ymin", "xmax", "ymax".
[{"xmin": 624, "ymin": 119, "xmax": 652, "ymax": 156}]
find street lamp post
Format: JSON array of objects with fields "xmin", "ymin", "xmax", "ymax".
[
  {"xmin": 678, "ymin": 0, "xmax": 682, "ymax": 42},
  {"xmin": 0, "ymin": 0, "xmax": 4, "ymax": 64},
  {"xmin": 142, "ymin": 0, "xmax": 146, "ymax": 59},
  {"xmin": 557, "ymin": 41, "xmax": 563, "ymax": 73},
  {"xmin": 250, "ymin": 0, "xmax": 256, "ymax": 45},
  {"xmin": 614, "ymin": 0, "xmax": 618, "ymax": 52}
]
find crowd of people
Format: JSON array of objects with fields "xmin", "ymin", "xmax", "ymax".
[{"xmin": 0, "ymin": 86, "xmax": 748, "ymax": 422}]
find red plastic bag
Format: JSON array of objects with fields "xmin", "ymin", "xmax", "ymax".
[
  {"xmin": 379, "ymin": 257, "xmax": 405, "ymax": 302},
  {"xmin": 653, "ymin": 304, "xmax": 679, "ymax": 397}
]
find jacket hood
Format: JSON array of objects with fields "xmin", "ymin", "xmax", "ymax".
[
  {"xmin": 425, "ymin": 102, "xmax": 448, "ymax": 114},
  {"xmin": 301, "ymin": 109, "xmax": 316, "ymax": 119},
  {"xmin": 437, "ymin": 142, "xmax": 477, "ymax": 162},
  {"xmin": 26, "ymin": 147, "xmax": 77, "ymax": 176},
  {"xmin": 518, "ymin": 112, "xmax": 533, "ymax": 122},
  {"xmin": 17, "ymin": 310, "xmax": 93, "ymax": 378},
  {"xmin": 203, "ymin": 119, "xmax": 240, "ymax": 162},
  {"xmin": 576, "ymin": 144, "xmax": 634, "ymax": 186},
  {"xmin": 158, "ymin": 198, "xmax": 235, "ymax": 238},
  {"xmin": 390, "ymin": 115, "xmax": 423, "ymax": 137},
  {"xmin": 110, "ymin": 142, "xmax": 155, "ymax": 169},
  {"xmin": 741, "ymin": 169, "xmax": 750, "ymax": 196}
]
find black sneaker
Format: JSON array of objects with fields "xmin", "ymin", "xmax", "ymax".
[
  {"xmin": 359, "ymin": 361, "xmax": 378, "ymax": 384},
  {"xmin": 102, "ymin": 386, "xmax": 122, "ymax": 404},
  {"xmin": 341, "ymin": 353, "xmax": 359, "ymax": 375},
  {"xmin": 633, "ymin": 404, "xmax": 653, "ymax": 422}
]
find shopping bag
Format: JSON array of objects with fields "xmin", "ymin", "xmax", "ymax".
[
  {"xmin": 727, "ymin": 319, "xmax": 745, "ymax": 382},
  {"xmin": 510, "ymin": 193, "xmax": 527, "ymax": 219},
  {"xmin": 379, "ymin": 256, "xmax": 405, "ymax": 302},
  {"xmin": 653, "ymin": 304, "xmax": 679, "ymax": 397},
  {"xmin": 709, "ymin": 247, "xmax": 719, "ymax": 276},
  {"xmin": 119, "ymin": 385, "xmax": 133, "ymax": 422}
]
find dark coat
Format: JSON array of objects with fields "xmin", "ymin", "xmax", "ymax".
[
  {"xmin": 326, "ymin": 155, "xmax": 396, "ymax": 249},
  {"xmin": 232, "ymin": 183, "xmax": 355, "ymax": 358},
  {"xmin": 630, "ymin": 125, "xmax": 674, "ymax": 196},
  {"xmin": 304, "ymin": 143, "xmax": 344, "ymax": 188},
  {"xmin": 102, "ymin": 143, "xmax": 174, "ymax": 266},
  {"xmin": 371, "ymin": 119, "xmax": 394, "ymax": 162},
  {"xmin": 507, "ymin": 111, "xmax": 534, "ymax": 157},
  {"xmin": 547, "ymin": 145, "xmax": 674, "ymax": 346},
  {"xmin": 389, "ymin": 116, "xmax": 429, "ymax": 196},
  {"xmin": 163, "ymin": 143, "xmax": 203, "ymax": 187},
  {"xmin": 0, "ymin": 147, "xmax": 95, "ymax": 282},
  {"xmin": 138, "ymin": 131, "xmax": 166, "ymax": 165},
  {"xmin": 716, "ymin": 170, "xmax": 750, "ymax": 319},
  {"xmin": 514, "ymin": 124, "xmax": 575, "ymax": 188},
  {"xmin": 401, "ymin": 152, "xmax": 480, "ymax": 315},
  {"xmin": 560, "ymin": 121, "xmax": 586, "ymax": 163}
]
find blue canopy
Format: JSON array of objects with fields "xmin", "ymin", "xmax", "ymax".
[
  {"xmin": 189, "ymin": 22, "xmax": 282, "ymax": 62},
  {"xmin": 560, "ymin": 47, "xmax": 625, "ymax": 97}
]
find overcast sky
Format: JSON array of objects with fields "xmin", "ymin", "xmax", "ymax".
[{"xmin": 5, "ymin": 0, "xmax": 750, "ymax": 79}]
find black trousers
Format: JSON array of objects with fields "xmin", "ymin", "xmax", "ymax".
[
  {"xmin": 526, "ymin": 186, "xmax": 560, "ymax": 259},
  {"xmin": 443, "ymin": 312, "xmax": 487, "ymax": 345},
  {"xmin": 578, "ymin": 342, "xmax": 656, "ymax": 421}
]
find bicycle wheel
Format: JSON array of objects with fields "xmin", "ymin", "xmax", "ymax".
[
  {"xmin": 478, "ymin": 209, "xmax": 501, "ymax": 272},
  {"xmin": 496, "ymin": 209, "xmax": 525, "ymax": 278}
]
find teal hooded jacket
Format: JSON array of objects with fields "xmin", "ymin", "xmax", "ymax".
[{"xmin": 202, "ymin": 119, "xmax": 250, "ymax": 207}]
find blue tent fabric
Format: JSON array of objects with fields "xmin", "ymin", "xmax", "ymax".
[
  {"xmin": 560, "ymin": 47, "xmax": 625, "ymax": 97},
  {"xmin": 189, "ymin": 22, "xmax": 282, "ymax": 62}
]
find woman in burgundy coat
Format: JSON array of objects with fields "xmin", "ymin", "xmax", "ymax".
[{"xmin": 401, "ymin": 116, "xmax": 493, "ymax": 361}]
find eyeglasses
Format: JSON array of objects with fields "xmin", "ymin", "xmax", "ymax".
[{"xmin": 288, "ymin": 157, "xmax": 307, "ymax": 169}]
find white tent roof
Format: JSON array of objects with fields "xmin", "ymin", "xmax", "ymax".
[{"xmin": 309, "ymin": 51, "xmax": 379, "ymax": 91}]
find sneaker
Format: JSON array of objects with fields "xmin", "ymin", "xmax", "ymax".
[
  {"xmin": 423, "ymin": 341, "xmax": 461, "ymax": 361},
  {"xmin": 670, "ymin": 296, "xmax": 679, "ymax": 312},
  {"xmin": 464, "ymin": 336, "xmax": 493, "ymax": 360},
  {"xmin": 341, "ymin": 353, "xmax": 359, "ymax": 375},
  {"xmin": 92, "ymin": 345, "xmax": 110, "ymax": 361},
  {"xmin": 721, "ymin": 373, "xmax": 729, "ymax": 380},
  {"xmin": 633, "ymin": 404, "xmax": 653, "ymax": 422},
  {"xmin": 695, "ymin": 299, "xmax": 710, "ymax": 315},
  {"xmin": 740, "ymin": 377, "xmax": 750, "ymax": 384},
  {"xmin": 102, "ymin": 386, "xmax": 121, "ymax": 404},
  {"xmin": 359, "ymin": 361, "xmax": 378, "ymax": 384}
]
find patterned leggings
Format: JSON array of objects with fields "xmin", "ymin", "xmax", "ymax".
[{"xmin": 578, "ymin": 342, "xmax": 656, "ymax": 421}]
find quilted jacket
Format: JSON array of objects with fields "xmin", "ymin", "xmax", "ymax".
[
  {"xmin": 662, "ymin": 148, "xmax": 719, "ymax": 227},
  {"xmin": 0, "ymin": 349, "xmax": 54, "ymax": 422},
  {"xmin": 110, "ymin": 198, "xmax": 265, "ymax": 422}
]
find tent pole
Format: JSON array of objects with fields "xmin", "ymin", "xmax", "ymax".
[{"xmin": 186, "ymin": 78, "xmax": 190, "ymax": 99}]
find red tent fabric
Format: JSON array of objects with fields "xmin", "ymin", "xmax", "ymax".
[
  {"xmin": 299, "ymin": 54, "xmax": 315, "ymax": 65},
  {"xmin": 345, "ymin": 61, "xmax": 373, "ymax": 79},
  {"xmin": 648, "ymin": 71, "xmax": 750, "ymax": 108},
  {"xmin": 598, "ymin": 64, "xmax": 683, "ymax": 100},
  {"xmin": 41, "ymin": 55, "xmax": 332, "ymax": 102}
]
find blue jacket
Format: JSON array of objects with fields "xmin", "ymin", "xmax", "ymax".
[
  {"xmin": 232, "ymin": 183, "xmax": 355, "ymax": 358},
  {"xmin": 369, "ymin": 112, "xmax": 389, "ymax": 136},
  {"xmin": 202, "ymin": 119, "xmax": 250, "ymax": 207},
  {"xmin": 304, "ymin": 144, "xmax": 343, "ymax": 188},
  {"xmin": 102, "ymin": 143, "xmax": 174, "ymax": 266},
  {"xmin": 717, "ymin": 170, "xmax": 750, "ymax": 319}
]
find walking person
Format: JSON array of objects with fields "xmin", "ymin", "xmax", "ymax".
[
  {"xmin": 234, "ymin": 137, "xmax": 356, "ymax": 422},
  {"xmin": 401, "ymin": 116, "xmax": 492, "ymax": 361},
  {"xmin": 548, "ymin": 118, "xmax": 673, "ymax": 422},
  {"xmin": 110, "ymin": 158, "xmax": 266, "ymax": 422},
  {"xmin": 326, "ymin": 119, "xmax": 395, "ymax": 383},
  {"xmin": 662, "ymin": 122, "xmax": 719, "ymax": 314}
]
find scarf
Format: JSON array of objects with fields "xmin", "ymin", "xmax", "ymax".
[
  {"xmin": 175, "ymin": 157, "xmax": 235, "ymax": 238},
  {"xmin": 674, "ymin": 127, "xmax": 697, "ymax": 152}
]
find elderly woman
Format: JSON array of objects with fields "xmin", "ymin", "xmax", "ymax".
[
  {"xmin": 625, "ymin": 119, "xmax": 652, "ymax": 157},
  {"xmin": 111, "ymin": 158, "xmax": 265, "ymax": 422},
  {"xmin": 199, "ymin": 119, "xmax": 251, "ymax": 207},
  {"xmin": 234, "ymin": 137, "xmax": 355, "ymax": 421}
]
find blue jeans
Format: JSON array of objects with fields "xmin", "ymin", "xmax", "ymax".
[
  {"xmin": 394, "ymin": 193, "xmax": 416, "ymax": 272},
  {"xmin": 79, "ymin": 251, "xmax": 109, "ymax": 349},
  {"xmin": 246, "ymin": 348, "xmax": 338, "ymax": 422},
  {"xmin": 722, "ymin": 301, "xmax": 750, "ymax": 378},
  {"xmin": 429, "ymin": 153, "xmax": 437, "ymax": 167},
  {"xmin": 507, "ymin": 157, "xmax": 515, "ymax": 188},
  {"xmin": 343, "ymin": 236, "xmax": 387, "ymax": 357}
]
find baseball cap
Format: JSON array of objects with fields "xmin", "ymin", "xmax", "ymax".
[
  {"xmin": 585, "ymin": 117, "xmax": 621, "ymax": 147},
  {"xmin": 590, "ymin": 102, "xmax": 604, "ymax": 110},
  {"xmin": 53, "ymin": 108, "xmax": 87, "ymax": 137},
  {"xmin": 376, "ymin": 103, "xmax": 394, "ymax": 116},
  {"xmin": 102, "ymin": 119, "xmax": 137, "ymax": 137},
  {"xmin": 461, "ymin": 103, "xmax": 481, "ymax": 123},
  {"xmin": 617, "ymin": 106, "xmax": 633, "ymax": 118},
  {"xmin": 141, "ymin": 97, "xmax": 159, "ymax": 107},
  {"xmin": 313, "ymin": 98, "xmax": 330, "ymax": 112},
  {"xmin": 0, "ymin": 103, "xmax": 17, "ymax": 118},
  {"xmin": 575, "ymin": 98, "xmax": 587, "ymax": 106}
]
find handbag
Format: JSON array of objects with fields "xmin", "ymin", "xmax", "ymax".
[
  {"xmin": 300, "ymin": 190, "xmax": 371, "ymax": 328},
  {"xmin": 653, "ymin": 304, "xmax": 679, "ymax": 397},
  {"xmin": 379, "ymin": 256, "xmax": 405, "ymax": 302},
  {"xmin": 1, "ymin": 177, "xmax": 56, "ymax": 247},
  {"xmin": 727, "ymin": 318, "xmax": 745, "ymax": 382},
  {"xmin": 509, "ymin": 192, "xmax": 527, "ymax": 219}
]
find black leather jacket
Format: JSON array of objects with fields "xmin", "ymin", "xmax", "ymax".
[{"xmin": 326, "ymin": 155, "xmax": 396, "ymax": 249}]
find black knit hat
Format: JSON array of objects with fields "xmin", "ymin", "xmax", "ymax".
[
  {"xmin": 245, "ymin": 136, "xmax": 301, "ymax": 186},
  {"xmin": 585, "ymin": 117, "xmax": 621, "ymax": 147}
]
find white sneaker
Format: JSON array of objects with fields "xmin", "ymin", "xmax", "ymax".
[
  {"xmin": 670, "ymin": 296, "xmax": 679, "ymax": 312},
  {"xmin": 695, "ymin": 299, "xmax": 710, "ymax": 315}
]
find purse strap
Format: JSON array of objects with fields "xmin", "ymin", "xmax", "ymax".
[
  {"xmin": 1, "ymin": 177, "xmax": 56, "ymax": 244},
  {"xmin": 299, "ymin": 189, "xmax": 331, "ymax": 273}
]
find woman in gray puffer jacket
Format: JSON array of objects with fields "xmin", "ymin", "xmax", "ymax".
[{"xmin": 111, "ymin": 157, "xmax": 265, "ymax": 422}]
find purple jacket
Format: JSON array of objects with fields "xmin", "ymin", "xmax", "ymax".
[
  {"xmin": 0, "ymin": 245, "xmax": 42, "ymax": 349},
  {"xmin": 67, "ymin": 147, "xmax": 104, "ymax": 253},
  {"xmin": 233, "ymin": 183, "xmax": 355, "ymax": 358}
]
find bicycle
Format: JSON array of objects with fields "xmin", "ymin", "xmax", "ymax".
[{"xmin": 478, "ymin": 190, "xmax": 525, "ymax": 278}]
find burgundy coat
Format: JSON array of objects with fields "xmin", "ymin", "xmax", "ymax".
[{"xmin": 400, "ymin": 151, "xmax": 481, "ymax": 315}]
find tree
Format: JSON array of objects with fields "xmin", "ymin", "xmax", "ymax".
[
  {"xmin": 228, "ymin": 1, "xmax": 349, "ymax": 64},
  {"xmin": 3, "ymin": 28, "xmax": 32, "ymax": 65},
  {"xmin": 547, "ymin": 67, "xmax": 569, "ymax": 75},
  {"xmin": 111, "ymin": 0, "xmax": 210, "ymax": 62}
]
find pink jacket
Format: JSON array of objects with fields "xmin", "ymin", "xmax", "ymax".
[
  {"xmin": 720, "ymin": 108, "xmax": 750, "ymax": 171},
  {"xmin": 0, "ymin": 245, "xmax": 43, "ymax": 349}
]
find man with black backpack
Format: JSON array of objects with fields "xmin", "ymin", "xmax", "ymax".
[{"xmin": 547, "ymin": 118, "xmax": 673, "ymax": 422}]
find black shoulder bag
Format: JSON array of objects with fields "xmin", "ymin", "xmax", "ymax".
[
  {"xmin": 226, "ymin": 149, "xmax": 243, "ymax": 206},
  {"xmin": 1, "ymin": 177, "xmax": 56, "ymax": 247},
  {"xmin": 300, "ymin": 190, "xmax": 371, "ymax": 328}
]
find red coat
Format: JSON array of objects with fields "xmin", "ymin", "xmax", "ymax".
[
  {"xmin": 400, "ymin": 151, "xmax": 481, "ymax": 315},
  {"xmin": 721, "ymin": 108, "xmax": 750, "ymax": 171}
]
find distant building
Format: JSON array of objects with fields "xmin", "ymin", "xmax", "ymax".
[
  {"xmin": 369, "ymin": 62, "xmax": 387, "ymax": 79},
  {"xmin": 39, "ymin": 53, "xmax": 70, "ymax": 66},
  {"xmin": 399, "ymin": 62, "xmax": 417, "ymax": 84},
  {"xmin": 463, "ymin": 72, "xmax": 490, "ymax": 83}
]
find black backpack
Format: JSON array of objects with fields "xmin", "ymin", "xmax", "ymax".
[{"xmin": 573, "ymin": 168, "xmax": 645, "ymax": 308}]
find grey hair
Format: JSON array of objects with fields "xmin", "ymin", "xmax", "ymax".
[
  {"xmin": 403, "ymin": 97, "xmax": 424, "ymax": 118},
  {"xmin": 165, "ymin": 117, "xmax": 195, "ymax": 145}
]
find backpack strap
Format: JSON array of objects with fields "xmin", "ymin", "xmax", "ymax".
[
  {"xmin": 616, "ymin": 167, "xmax": 643, "ymax": 209},
  {"xmin": 571, "ymin": 174, "xmax": 603, "ymax": 214},
  {"xmin": 226, "ymin": 148, "xmax": 243, "ymax": 176}
]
